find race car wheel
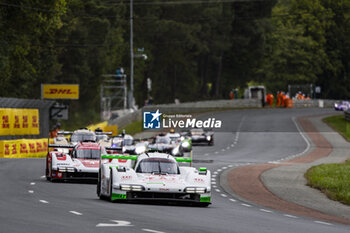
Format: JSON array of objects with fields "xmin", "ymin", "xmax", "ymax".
[
  {"xmin": 108, "ymin": 169, "xmax": 113, "ymax": 202},
  {"xmin": 45, "ymin": 156, "xmax": 51, "ymax": 181},
  {"xmin": 198, "ymin": 202, "xmax": 210, "ymax": 207},
  {"xmin": 97, "ymin": 169, "xmax": 101, "ymax": 198}
]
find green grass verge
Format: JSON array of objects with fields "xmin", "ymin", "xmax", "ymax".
[
  {"xmin": 323, "ymin": 114, "xmax": 350, "ymax": 141},
  {"xmin": 305, "ymin": 161, "xmax": 350, "ymax": 205},
  {"xmin": 119, "ymin": 120, "xmax": 143, "ymax": 136}
]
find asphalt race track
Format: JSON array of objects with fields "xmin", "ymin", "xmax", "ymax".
[{"xmin": 1, "ymin": 108, "xmax": 349, "ymax": 233}]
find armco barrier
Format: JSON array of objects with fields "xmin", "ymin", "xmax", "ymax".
[
  {"xmin": 0, "ymin": 138, "xmax": 52, "ymax": 158},
  {"xmin": 345, "ymin": 110, "xmax": 350, "ymax": 122},
  {"xmin": 109, "ymin": 99, "xmax": 262, "ymax": 129}
]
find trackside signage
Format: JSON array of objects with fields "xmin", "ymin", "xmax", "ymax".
[
  {"xmin": 41, "ymin": 84, "xmax": 79, "ymax": 99},
  {"xmin": 143, "ymin": 109, "xmax": 222, "ymax": 129},
  {"xmin": 0, "ymin": 108, "xmax": 39, "ymax": 136}
]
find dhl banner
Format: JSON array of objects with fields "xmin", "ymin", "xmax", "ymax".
[
  {"xmin": 41, "ymin": 84, "xmax": 79, "ymax": 99},
  {"xmin": 0, "ymin": 138, "xmax": 52, "ymax": 158},
  {"xmin": 0, "ymin": 109, "xmax": 39, "ymax": 136}
]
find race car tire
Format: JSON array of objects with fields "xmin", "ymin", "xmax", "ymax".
[
  {"xmin": 97, "ymin": 169, "xmax": 101, "ymax": 198},
  {"xmin": 209, "ymin": 139, "xmax": 214, "ymax": 146},
  {"xmin": 46, "ymin": 158, "xmax": 51, "ymax": 181},
  {"xmin": 198, "ymin": 202, "xmax": 210, "ymax": 207},
  {"xmin": 108, "ymin": 168, "xmax": 113, "ymax": 202}
]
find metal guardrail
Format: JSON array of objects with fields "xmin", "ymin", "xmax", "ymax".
[{"xmin": 345, "ymin": 110, "xmax": 350, "ymax": 122}]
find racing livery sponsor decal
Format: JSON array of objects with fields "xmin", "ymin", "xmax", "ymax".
[
  {"xmin": 121, "ymin": 175, "xmax": 132, "ymax": 180},
  {"xmin": 79, "ymin": 159, "xmax": 99, "ymax": 168}
]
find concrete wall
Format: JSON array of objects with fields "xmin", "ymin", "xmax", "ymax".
[
  {"xmin": 292, "ymin": 99, "xmax": 337, "ymax": 108},
  {"xmin": 109, "ymin": 98, "xmax": 339, "ymax": 129}
]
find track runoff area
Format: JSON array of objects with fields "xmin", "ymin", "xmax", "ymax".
[{"xmin": 1, "ymin": 108, "xmax": 349, "ymax": 233}]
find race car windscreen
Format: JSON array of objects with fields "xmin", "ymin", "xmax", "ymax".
[
  {"xmin": 136, "ymin": 158, "xmax": 179, "ymax": 174},
  {"xmin": 190, "ymin": 129, "xmax": 204, "ymax": 135},
  {"xmin": 123, "ymin": 139, "xmax": 133, "ymax": 146},
  {"xmin": 96, "ymin": 135, "xmax": 108, "ymax": 142},
  {"xmin": 75, "ymin": 148, "xmax": 105, "ymax": 159},
  {"xmin": 155, "ymin": 137, "xmax": 171, "ymax": 144},
  {"xmin": 71, "ymin": 133, "xmax": 96, "ymax": 143}
]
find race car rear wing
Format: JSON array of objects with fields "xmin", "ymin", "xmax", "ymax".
[
  {"xmin": 48, "ymin": 144, "xmax": 75, "ymax": 149},
  {"xmin": 100, "ymin": 154, "xmax": 192, "ymax": 163},
  {"xmin": 57, "ymin": 131, "xmax": 73, "ymax": 135}
]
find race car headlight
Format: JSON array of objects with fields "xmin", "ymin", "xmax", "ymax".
[
  {"xmin": 182, "ymin": 141, "xmax": 189, "ymax": 148},
  {"xmin": 58, "ymin": 167, "xmax": 75, "ymax": 172},
  {"xmin": 172, "ymin": 147, "xmax": 179, "ymax": 155},
  {"xmin": 131, "ymin": 185, "xmax": 144, "ymax": 191},
  {"xmin": 120, "ymin": 184, "xmax": 144, "ymax": 191},
  {"xmin": 206, "ymin": 136, "xmax": 211, "ymax": 141},
  {"xmin": 185, "ymin": 187, "xmax": 207, "ymax": 194},
  {"xmin": 58, "ymin": 167, "xmax": 67, "ymax": 172},
  {"xmin": 135, "ymin": 146, "xmax": 146, "ymax": 154},
  {"xmin": 120, "ymin": 184, "xmax": 131, "ymax": 191}
]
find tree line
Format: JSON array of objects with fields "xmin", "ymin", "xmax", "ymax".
[{"xmin": 0, "ymin": 0, "xmax": 349, "ymax": 126}]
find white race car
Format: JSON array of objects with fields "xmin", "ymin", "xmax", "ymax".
[
  {"xmin": 97, "ymin": 152, "xmax": 211, "ymax": 206},
  {"xmin": 46, "ymin": 142, "xmax": 126, "ymax": 182}
]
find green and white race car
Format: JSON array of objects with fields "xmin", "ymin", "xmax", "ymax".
[{"xmin": 97, "ymin": 152, "xmax": 211, "ymax": 206}]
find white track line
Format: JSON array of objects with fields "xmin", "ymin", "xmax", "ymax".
[
  {"xmin": 28, "ymin": 190, "xmax": 34, "ymax": 194},
  {"xmin": 284, "ymin": 214, "xmax": 298, "ymax": 219},
  {"xmin": 215, "ymin": 189, "xmax": 221, "ymax": 192},
  {"xmin": 142, "ymin": 229, "xmax": 166, "ymax": 233},
  {"xmin": 30, "ymin": 182, "xmax": 35, "ymax": 185},
  {"xmin": 260, "ymin": 209, "xmax": 272, "ymax": 213},
  {"xmin": 40, "ymin": 176, "xmax": 45, "ymax": 179},
  {"xmin": 220, "ymin": 194, "xmax": 227, "ymax": 197},
  {"xmin": 69, "ymin": 211, "xmax": 83, "ymax": 216},
  {"xmin": 229, "ymin": 199, "xmax": 237, "ymax": 202},
  {"xmin": 241, "ymin": 203, "xmax": 252, "ymax": 207},
  {"xmin": 314, "ymin": 221, "xmax": 333, "ymax": 226},
  {"xmin": 39, "ymin": 200, "xmax": 49, "ymax": 204}
]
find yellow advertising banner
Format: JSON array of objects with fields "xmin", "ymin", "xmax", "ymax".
[
  {"xmin": 0, "ymin": 138, "xmax": 51, "ymax": 158},
  {"xmin": 42, "ymin": 84, "xmax": 79, "ymax": 99},
  {"xmin": 87, "ymin": 121, "xmax": 118, "ymax": 136},
  {"xmin": 0, "ymin": 109, "xmax": 39, "ymax": 136}
]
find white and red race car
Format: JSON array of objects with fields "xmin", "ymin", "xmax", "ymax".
[
  {"xmin": 46, "ymin": 142, "xmax": 127, "ymax": 182},
  {"xmin": 97, "ymin": 152, "xmax": 212, "ymax": 206}
]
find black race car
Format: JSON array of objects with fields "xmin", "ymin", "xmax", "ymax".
[
  {"xmin": 148, "ymin": 135, "xmax": 184, "ymax": 157},
  {"xmin": 183, "ymin": 128, "xmax": 214, "ymax": 146}
]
